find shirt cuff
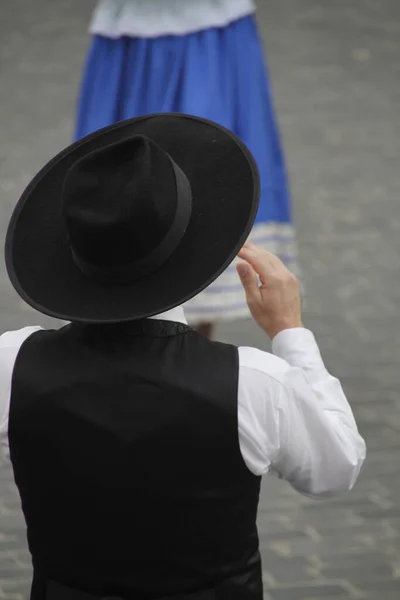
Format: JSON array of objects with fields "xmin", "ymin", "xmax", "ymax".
[{"xmin": 272, "ymin": 328, "xmax": 326, "ymax": 372}]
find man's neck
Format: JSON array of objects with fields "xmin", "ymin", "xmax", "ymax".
[{"xmin": 149, "ymin": 306, "xmax": 187, "ymax": 325}]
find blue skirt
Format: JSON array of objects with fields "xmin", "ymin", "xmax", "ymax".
[{"xmin": 75, "ymin": 15, "xmax": 298, "ymax": 323}]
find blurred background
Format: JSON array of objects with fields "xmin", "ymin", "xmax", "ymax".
[{"xmin": 1, "ymin": 1, "xmax": 400, "ymax": 599}]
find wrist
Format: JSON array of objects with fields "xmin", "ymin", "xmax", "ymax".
[{"xmin": 265, "ymin": 319, "xmax": 303, "ymax": 340}]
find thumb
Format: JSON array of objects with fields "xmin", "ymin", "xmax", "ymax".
[{"xmin": 237, "ymin": 262, "xmax": 260, "ymax": 303}]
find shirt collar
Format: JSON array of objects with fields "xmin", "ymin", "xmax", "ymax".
[{"xmin": 149, "ymin": 306, "xmax": 187, "ymax": 325}]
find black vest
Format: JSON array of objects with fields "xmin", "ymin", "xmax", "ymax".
[{"xmin": 9, "ymin": 320, "xmax": 262, "ymax": 600}]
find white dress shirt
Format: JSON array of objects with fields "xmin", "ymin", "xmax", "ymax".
[{"xmin": 0, "ymin": 307, "xmax": 366, "ymax": 499}]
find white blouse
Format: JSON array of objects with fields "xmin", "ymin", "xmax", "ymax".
[{"xmin": 90, "ymin": 0, "xmax": 256, "ymax": 38}]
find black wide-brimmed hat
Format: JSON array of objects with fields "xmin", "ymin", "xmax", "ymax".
[{"xmin": 5, "ymin": 114, "xmax": 260, "ymax": 323}]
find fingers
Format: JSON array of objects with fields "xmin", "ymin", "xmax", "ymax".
[
  {"xmin": 238, "ymin": 243, "xmax": 281, "ymax": 282},
  {"xmin": 239, "ymin": 242, "xmax": 297, "ymax": 286},
  {"xmin": 240, "ymin": 242, "xmax": 283, "ymax": 265},
  {"xmin": 237, "ymin": 261, "xmax": 260, "ymax": 306}
]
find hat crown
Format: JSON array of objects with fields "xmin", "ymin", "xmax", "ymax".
[{"xmin": 62, "ymin": 135, "xmax": 184, "ymax": 282}]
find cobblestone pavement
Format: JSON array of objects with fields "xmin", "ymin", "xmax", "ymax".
[{"xmin": 1, "ymin": 1, "xmax": 400, "ymax": 599}]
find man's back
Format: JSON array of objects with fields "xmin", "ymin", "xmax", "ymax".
[
  {"xmin": 2, "ymin": 112, "xmax": 366, "ymax": 600},
  {"xmin": 10, "ymin": 319, "xmax": 263, "ymax": 600}
]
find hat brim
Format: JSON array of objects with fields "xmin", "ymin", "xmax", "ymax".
[{"xmin": 5, "ymin": 114, "xmax": 260, "ymax": 323}]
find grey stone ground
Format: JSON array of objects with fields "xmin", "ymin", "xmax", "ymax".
[{"xmin": 1, "ymin": 0, "xmax": 400, "ymax": 598}]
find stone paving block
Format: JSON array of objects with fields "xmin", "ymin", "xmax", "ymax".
[
  {"xmin": 356, "ymin": 508, "xmax": 400, "ymax": 520},
  {"xmin": 0, "ymin": 538, "xmax": 25, "ymax": 553},
  {"xmin": 262, "ymin": 554, "xmax": 320, "ymax": 585},
  {"xmin": 0, "ymin": 580, "xmax": 32, "ymax": 598},
  {"xmin": 265, "ymin": 583, "xmax": 352, "ymax": 600},
  {"xmin": 307, "ymin": 597, "xmax": 398, "ymax": 600},
  {"xmin": 320, "ymin": 563, "xmax": 397, "ymax": 584},
  {"xmin": 352, "ymin": 578, "xmax": 400, "ymax": 593}
]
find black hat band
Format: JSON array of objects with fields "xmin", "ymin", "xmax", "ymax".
[{"xmin": 72, "ymin": 161, "xmax": 193, "ymax": 285}]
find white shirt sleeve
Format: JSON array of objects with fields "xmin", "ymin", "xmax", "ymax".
[
  {"xmin": 237, "ymin": 328, "xmax": 366, "ymax": 499},
  {"xmin": 0, "ymin": 327, "xmax": 43, "ymax": 458}
]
